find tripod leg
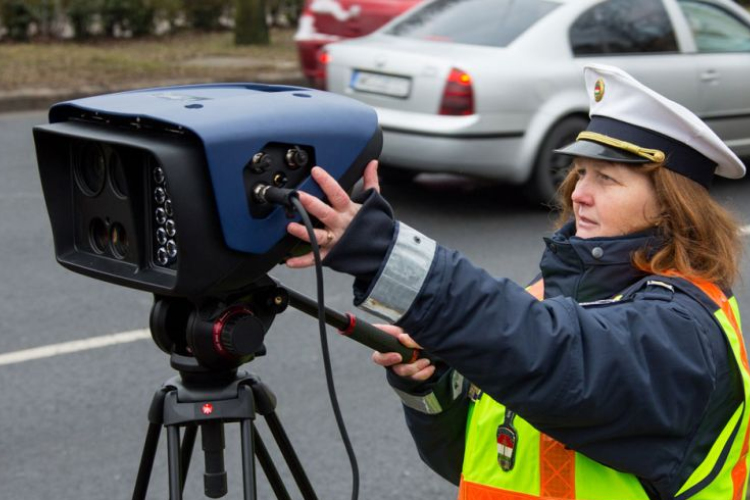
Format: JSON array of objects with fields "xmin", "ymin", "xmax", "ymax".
[
  {"xmin": 265, "ymin": 412, "xmax": 319, "ymax": 500},
  {"xmin": 180, "ymin": 424, "xmax": 198, "ymax": 495},
  {"xmin": 240, "ymin": 419, "xmax": 258, "ymax": 500},
  {"xmin": 249, "ymin": 379, "xmax": 318, "ymax": 500},
  {"xmin": 167, "ymin": 425, "xmax": 183, "ymax": 500},
  {"xmin": 132, "ymin": 422, "xmax": 162, "ymax": 500},
  {"xmin": 252, "ymin": 425, "xmax": 292, "ymax": 500},
  {"xmin": 133, "ymin": 387, "xmax": 170, "ymax": 500}
]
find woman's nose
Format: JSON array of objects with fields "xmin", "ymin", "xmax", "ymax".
[{"xmin": 571, "ymin": 179, "xmax": 592, "ymax": 206}]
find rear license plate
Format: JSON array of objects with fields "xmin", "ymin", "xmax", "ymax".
[{"xmin": 351, "ymin": 71, "xmax": 411, "ymax": 98}]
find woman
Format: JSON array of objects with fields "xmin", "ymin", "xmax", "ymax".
[{"xmin": 286, "ymin": 65, "xmax": 749, "ymax": 499}]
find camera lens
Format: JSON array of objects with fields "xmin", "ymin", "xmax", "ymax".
[
  {"xmin": 89, "ymin": 218, "xmax": 108, "ymax": 254},
  {"xmin": 110, "ymin": 223, "xmax": 129, "ymax": 259},
  {"xmin": 75, "ymin": 143, "xmax": 107, "ymax": 196},
  {"xmin": 108, "ymin": 151, "xmax": 128, "ymax": 199}
]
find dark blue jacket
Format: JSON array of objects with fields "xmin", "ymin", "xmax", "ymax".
[{"xmin": 323, "ymin": 190, "xmax": 743, "ymax": 500}]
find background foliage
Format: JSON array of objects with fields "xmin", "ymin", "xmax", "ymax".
[{"xmin": 0, "ymin": 0, "xmax": 302, "ymax": 41}]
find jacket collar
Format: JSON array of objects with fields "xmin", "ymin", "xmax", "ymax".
[{"xmin": 539, "ymin": 221, "xmax": 658, "ymax": 302}]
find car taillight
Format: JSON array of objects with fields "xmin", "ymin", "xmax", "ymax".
[
  {"xmin": 316, "ymin": 50, "xmax": 331, "ymax": 90},
  {"xmin": 439, "ymin": 68, "xmax": 474, "ymax": 116}
]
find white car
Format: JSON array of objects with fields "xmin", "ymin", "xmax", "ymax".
[{"xmin": 324, "ymin": 0, "xmax": 750, "ymax": 202}]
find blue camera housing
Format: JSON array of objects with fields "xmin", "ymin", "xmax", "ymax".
[
  {"xmin": 49, "ymin": 83, "xmax": 381, "ymax": 255},
  {"xmin": 35, "ymin": 83, "xmax": 381, "ymax": 297}
]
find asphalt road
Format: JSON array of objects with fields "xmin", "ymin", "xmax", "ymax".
[{"xmin": 2, "ymin": 110, "xmax": 750, "ymax": 500}]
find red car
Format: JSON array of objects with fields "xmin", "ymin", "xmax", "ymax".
[{"xmin": 294, "ymin": 0, "xmax": 423, "ymax": 88}]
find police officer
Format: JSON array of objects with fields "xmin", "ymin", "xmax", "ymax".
[{"xmin": 286, "ymin": 64, "xmax": 750, "ymax": 500}]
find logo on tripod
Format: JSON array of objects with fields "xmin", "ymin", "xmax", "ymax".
[{"xmin": 201, "ymin": 403, "xmax": 214, "ymax": 415}]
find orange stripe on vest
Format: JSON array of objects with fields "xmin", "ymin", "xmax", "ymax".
[
  {"xmin": 458, "ymin": 477, "xmax": 544, "ymax": 500},
  {"xmin": 527, "ymin": 280, "xmax": 576, "ymax": 498},
  {"xmin": 540, "ymin": 435, "xmax": 576, "ymax": 499}
]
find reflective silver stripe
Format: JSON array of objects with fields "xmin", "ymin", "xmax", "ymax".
[
  {"xmin": 393, "ymin": 387, "xmax": 444, "ymax": 414},
  {"xmin": 393, "ymin": 371, "xmax": 465, "ymax": 415},
  {"xmin": 359, "ymin": 222, "xmax": 436, "ymax": 322}
]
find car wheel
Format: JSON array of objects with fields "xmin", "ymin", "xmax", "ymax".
[{"xmin": 525, "ymin": 116, "xmax": 588, "ymax": 206}]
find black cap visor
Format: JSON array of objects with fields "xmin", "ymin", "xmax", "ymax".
[{"xmin": 554, "ymin": 139, "xmax": 650, "ymax": 164}]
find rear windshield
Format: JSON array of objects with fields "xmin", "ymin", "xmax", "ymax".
[{"xmin": 385, "ymin": 0, "xmax": 559, "ymax": 47}]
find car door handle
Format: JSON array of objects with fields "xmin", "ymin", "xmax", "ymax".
[{"xmin": 700, "ymin": 70, "xmax": 720, "ymax": 82}]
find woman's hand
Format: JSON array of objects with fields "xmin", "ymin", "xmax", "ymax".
[
  {"xmin": 372, "ymin": 324, "xmax": 434, "ymax": 381},
  {"xmin": 286, "ymin": 160, "xmax": 380, "ymax": 268}
]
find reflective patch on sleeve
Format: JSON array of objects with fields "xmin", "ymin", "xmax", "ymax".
[
  {"xmin": 359, "ymin": 222, "xmax": 436, "ymax": 322},
  {"xmin": 392, "ymin": 370, "xmax": 466, "ymax": 415}
]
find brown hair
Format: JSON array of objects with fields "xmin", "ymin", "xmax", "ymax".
[{"xmin": 555, "ymin": 161, "xmax": 742, "ymax": 287}]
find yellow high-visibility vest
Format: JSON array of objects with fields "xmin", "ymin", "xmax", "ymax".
[{"xmin": 458, "ymin": 277, "xmax": 750, "ymax": 500}]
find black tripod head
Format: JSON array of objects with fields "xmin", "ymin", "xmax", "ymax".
[{"xmin": 148, "ymin": 275, "xmax": 290, "ymax": 379}]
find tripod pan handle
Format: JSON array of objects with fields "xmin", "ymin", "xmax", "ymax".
[{"xmin": 339, "ymin": 314, "xmax": 419, "ymax": 363}]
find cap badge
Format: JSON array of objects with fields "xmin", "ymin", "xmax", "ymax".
[{"xmin": 594, "ymin": 79, "xmax": 605, "ymax": 102}]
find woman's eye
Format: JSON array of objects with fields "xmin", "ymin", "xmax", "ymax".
[{"xmin": 598, "ymin": 172, "xmax": 614, "ymax": 182}]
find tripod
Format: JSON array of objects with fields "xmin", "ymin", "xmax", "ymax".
[
  {"xmin": 130, "ymin": 280, "xmax": 417, "ymax": 499},
  {"xmin": 131, "ymin": 353, "xmax": 318, "ymax": 500}
]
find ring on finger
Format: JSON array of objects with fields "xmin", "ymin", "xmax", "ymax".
[{"xmin": 324, "ymin": 230, "xmax": 334, "ymax": 245}]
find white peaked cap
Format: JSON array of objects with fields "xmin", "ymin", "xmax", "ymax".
[{"xmin": 556, "ymin": 63, "xmax": 746, "ymax": 187}]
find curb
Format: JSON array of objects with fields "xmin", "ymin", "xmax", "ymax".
[{"xmin": 0, "ymin": 71, "xmax": 307, "ymax": 114}]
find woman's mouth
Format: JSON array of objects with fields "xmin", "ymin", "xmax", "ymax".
[{"xmin": 577, "ymin": 214, "xmax": 598, "ymax": 229}]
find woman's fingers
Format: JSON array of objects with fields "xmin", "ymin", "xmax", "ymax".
[
  {"xmin": 287, "ymin": 164, "xmax": 376, "ymax": 252},
  {"xmin": 311, "ymin": 166, "xmax": 353, "ymax": 212},
  {"xmin": 372, "ymin": 350, "xmax": 404, "ymax": 367},
  {"xmin": 287, "ymin": 221, "xmax": 311, "ymax": 242},
  {"xmin": 296, "ymin": 191, "xmax": 337, "ymax": 226},
  {"xmin": 373, "ymin": 323, "xmax": 404, "ymax": 338},
  {"xmin": 286, "ymin": 225, "xmax": 333, "ymax": 247},
  {"xmin": 397, "ymin": 333, "xmax": 423, "ymax": 350},
  {"xmin": 371, "ymin": 325, "xmax": 430, "ymax": 380},
  {"xmin": 410, "ymin": 364, "xmax": 436, "ymax": 382},
  {"xmin": 372, "ymin": 325, "xmax": 423, "ymax": 349},
  {"xmin": 363, "ymin": 160, "xmax": 380, "ymax": 193},
  {"xmin": 372, "ymin": 342, "xmax": 434, "ymax": 382},
  {"xmin": 392, "ymin": 357, "xmax": 432, "ymax": 378},
  {"xmin": 284, "ymin": 254, "xmax": 315, "ymax": 269}
]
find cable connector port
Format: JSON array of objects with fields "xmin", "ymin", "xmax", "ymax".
[{"xmin": 252, "ymin": 184, "xmax": 299, "ymax": 217}]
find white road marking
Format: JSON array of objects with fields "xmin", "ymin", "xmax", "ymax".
[{"xmin": 0, "ymin": 329, "xmax": 150, "ymax": 367}]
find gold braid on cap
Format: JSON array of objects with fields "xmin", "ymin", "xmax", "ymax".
[{"xmin": 577, "ymin": 131, "xmax": 666, "ymax": 163}]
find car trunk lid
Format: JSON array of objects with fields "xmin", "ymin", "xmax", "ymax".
[{"xmin": 327, "ymin": 36, "xmax": 497, "ymax": 114}]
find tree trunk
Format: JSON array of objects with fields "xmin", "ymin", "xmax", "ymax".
[{"xmin": 235, "ymin": 0, "xmax": 269, "ymax": 45}]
